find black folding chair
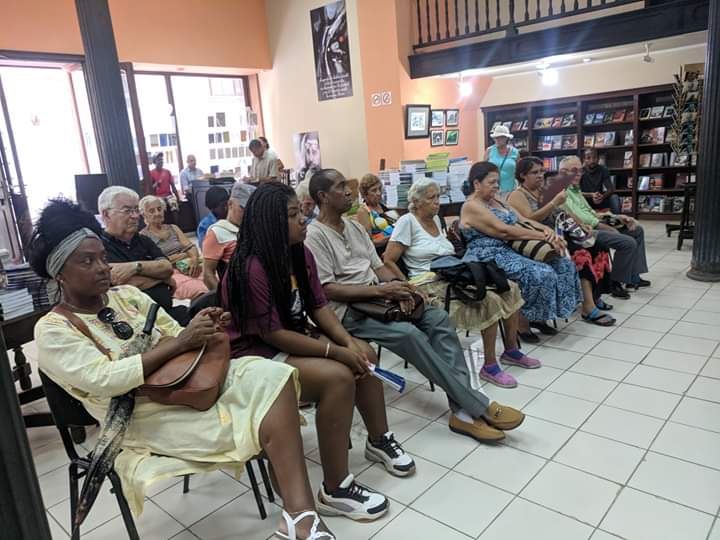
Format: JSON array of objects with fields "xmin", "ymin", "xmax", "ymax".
[{"xmin": 39, "ymin": 372, "xmax": 274, "ymax": 539}]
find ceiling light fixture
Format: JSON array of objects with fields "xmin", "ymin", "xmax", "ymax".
[
  {"xmin": 458, "ymin": 75, "xmax": 472, "ymax": 97},
  {"xmin": 540, "ymin": 68, "xmax": 559, "ymax": 86},
  {"xmin": 583, "ymin": 57, "xmax": 592, "ymax": 63},
  {"xmin": 535, "ymin": 61, "xmax": 551, "ymax": 70}
]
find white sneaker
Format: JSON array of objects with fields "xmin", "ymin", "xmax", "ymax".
[
  {"xmin": 365, "ymin": 431, "xmax": 416, "ymax": 477},
  {"xmin": 317, "ymin": 473, "xmax": 388, "ymax": 521}
]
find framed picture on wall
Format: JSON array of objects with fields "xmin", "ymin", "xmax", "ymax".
[
  {"xmin": 445, "ymin": 129, "xmax": 459, "ymax": 146},
  {"xmin": 405, "ymin": 104, "xmax": 431, "ymax": 139},
  {"xmin": 445, "ymin": 109, "xmax": 459, "ymax": 126},
  {"xmin": 431, "ymin": 109, "xmax": 445, "ymax": 127},
  {"xmin": 430, "ymin": 129, "xmax": 445, "ymax": 147}
]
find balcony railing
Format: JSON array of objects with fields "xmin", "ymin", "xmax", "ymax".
[{"xmin": 414, "ymin": 0, "xmax": 642, "ymax": 49}]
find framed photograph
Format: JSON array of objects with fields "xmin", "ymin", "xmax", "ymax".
[
  {"xmin": 430, "ymin": 129, "xmax": 445, "ymax": 147},
  {"xmin": 431, "ymin": 109, "xmax": 445, "ymax": 128},
  {"xmin": 445, "ymin": 108, "xmax": 459, "ymax": 127},
  {"xmin": 405, "ymin": 104, "xmax": 431, "ymax": 139},
  {"xmin": 208, "ymin": 116, "xmax": 215, "ymax": 128},
  {"xmin": 445, "ymin": 129, "xmax": 459, "ymax": 146}
]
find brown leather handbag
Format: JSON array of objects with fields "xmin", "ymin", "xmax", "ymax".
[
  {"xmin": 350, "ymin": 292, "xmax": 425, "ymax": 323},
  {"xmin": 52, "ymin": 304, "xmax": 230, "ymax": 411}
]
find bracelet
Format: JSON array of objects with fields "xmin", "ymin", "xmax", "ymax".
[{"xmin": 324, "ymin": 342, "xmax": 331, "ymax": 358}]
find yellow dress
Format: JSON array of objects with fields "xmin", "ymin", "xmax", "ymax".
[{"xmin": 34, "ymin": 285, "xmax": 298, "ymax": 516}]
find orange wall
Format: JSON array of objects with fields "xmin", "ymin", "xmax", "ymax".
[{"xmin": 0, "ymin": 0, "xmax": 271, "ymax": 69}]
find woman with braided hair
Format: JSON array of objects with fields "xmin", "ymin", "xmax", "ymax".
[
  {"xmin": 30, "ymin": 198, "xmax": 334, "ymax": 540},
  {"xmin": 221, "ymin": 182, "xmax": 414, "ymax": 523}
]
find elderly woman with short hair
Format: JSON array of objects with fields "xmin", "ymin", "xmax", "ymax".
[
  {"xmin": 356, "ymin": 173, "xmax": 397, "ymax": 250},
  {"xmin": 139, "ymin": 195, "xmax": 208, "ymax": 300},
  {"xmin": 383, "ymin": 178, "xmax": 541, "ymax": 388}
]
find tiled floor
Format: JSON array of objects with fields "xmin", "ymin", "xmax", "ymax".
[{"xmin": 20, "ymin": 222, "xmax": 720, "ymax": 539}]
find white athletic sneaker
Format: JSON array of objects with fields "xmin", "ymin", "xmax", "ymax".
[
  {"xmin": 317, "ymin": 473, "xmax": 388, "ymax": 521},
  {"xmin": 365, "ymin": 431, "xmax": 416, "ymax": 477}
]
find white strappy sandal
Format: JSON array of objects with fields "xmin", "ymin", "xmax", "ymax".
[{"xmin": 275, "ymin": 510, "xmax": 335, "ymax": 540}]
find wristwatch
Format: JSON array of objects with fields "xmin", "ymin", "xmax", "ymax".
[{"xmin": 135, "ymin": 261, "xmax": 143, "ymax": 275}]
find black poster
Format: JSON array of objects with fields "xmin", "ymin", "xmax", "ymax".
[{"xmin": 310, "ymin": 0, "xmax": 353, "ymax": 101}]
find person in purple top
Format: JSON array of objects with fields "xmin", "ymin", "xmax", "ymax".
[{"xmin": 219, "ymin": 182, "xmax": 415, "ymax": 523}]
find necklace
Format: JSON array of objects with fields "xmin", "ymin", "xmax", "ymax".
[{"xmin": 62, "ymin": 293, "xmax": 108, "ymax": 314}]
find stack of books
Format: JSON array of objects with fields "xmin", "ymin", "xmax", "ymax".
[
  {"xmin": 4, "ymin": 263, "xmax": 50, "ymax": 311},
  {"xmin": 380, "ymin": 170, "xmax": 413, "ymax": 209},
  {"xmin": 583, "ymin": 109, "xmax": 634, "ymax": 125},
  {"xmin": 0, "ymin": 288, "xmax": 35, "ymax": 321},
  {"xmin": 448, "ymin": 160, "xmax": 472, "ymax": 203}
]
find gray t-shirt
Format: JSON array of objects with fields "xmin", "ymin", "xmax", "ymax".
[
  {"xmin": 249, "ymin": 149, "xmax": 279, "ymax": 181},
  {"xmin": 305, "ymin": 218, "xmax": 383, "ymax": 320}
]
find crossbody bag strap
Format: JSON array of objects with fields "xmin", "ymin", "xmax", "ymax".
[{"xmin": 52, "ymin": 305, "xmax": 113, "ymax": 360}]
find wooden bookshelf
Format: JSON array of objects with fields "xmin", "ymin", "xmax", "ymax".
[{"xmin": 483, "ymin": 85, "xmax": 696, "ymax": 219}]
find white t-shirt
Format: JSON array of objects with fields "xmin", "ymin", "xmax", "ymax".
[{"xmin": 390, "ymin": 213, "xmax": 455, "ymax": 277}]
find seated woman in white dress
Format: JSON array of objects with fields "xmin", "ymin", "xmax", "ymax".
[
  {"xmin": 383, "ymin": 179, "xmax": 541, "ymax": 388},
  {"xmin": 29, "ymin": 198, "xmax": 333, "ymax": 540}
]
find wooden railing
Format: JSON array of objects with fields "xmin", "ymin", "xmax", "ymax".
[{"xmin": 414, "ymin": 0, "xmax": 642, "ymax": 49}]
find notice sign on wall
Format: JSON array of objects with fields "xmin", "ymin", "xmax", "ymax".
[{"xmin": 311, "ymin": 0, "xmax": 353, "ymax": 101}]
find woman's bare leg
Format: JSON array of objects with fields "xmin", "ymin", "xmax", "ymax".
[
  {"xmin": 480, "ymin": 323, "xmax": 498, "ymax": 367},
  {"xmin": 518, "ymin": 313, "xmax": 531, "ymax": 333},
  {"xmin": 350, "ymin": 338, "xmax": 389, "ymax": 440},
  {"xmin": 580, "ymin": 278, "xmax": 596, "ymax": 315},
  {"xmin": 502, "ymin": 310, "xmax": 520, "ymax": 350},
  {"xmin": 259, "ymin": 378, "xmax": 331, "ymax": 538},
  {"xmin": 287, "ymin": 357, "xmax": 355, "ymax": 492}
]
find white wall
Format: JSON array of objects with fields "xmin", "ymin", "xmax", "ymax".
[{"xmin": 259, "ymin": 0, "xmax": 369, "ymax": 179}]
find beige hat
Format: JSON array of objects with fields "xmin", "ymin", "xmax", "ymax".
[{"xmin": 490, "ymin": 125, "xmax": 514, "ymax": 140}]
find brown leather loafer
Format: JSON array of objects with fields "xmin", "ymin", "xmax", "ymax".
[
  {"xmin": 483, "ymin": 402, "xmax": 525, "ymax": 431},
  {"xmin": 449, "ymin": 414, "xmax": 505, "ymax": 442}
]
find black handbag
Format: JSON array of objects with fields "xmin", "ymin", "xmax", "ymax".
[
  {"xmin": 430, "ymin": 256, "xmax": 510, "ymax": 305},
  {"xmin": 350, "ymin": 292, "xmax": 425, "ymax": 323}
]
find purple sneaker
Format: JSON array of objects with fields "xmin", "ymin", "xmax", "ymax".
[
  {"xmin": 479, "ymin": 366, "xmax": 518, "ymax": 388},
  {"xmin": 501, "ymin": 349, "xmax": 542, "ymax": 369}
]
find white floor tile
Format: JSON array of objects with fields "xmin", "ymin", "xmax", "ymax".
[
  {"xmin": 48, "ymin": 478, "xmax": 122, "ymax": 534},
  {"xmin": 590, "ymin": 530, "xmax": 623, "ymax": 540},
  {"xmin": 546, "ymin": 372, "xmax": 617, "ymax": 402},
  {"xmin": 709, "ymin": 520, "xmax": 720, "ymax": 540},
  {"xmin": 520, "ymin": 462, "xmax": 619, "ymax": 526},
  {"xmin": 526, "ymin": 346, "xmax": 584, "ymax": 369},
  {"xmin": 570, "ymin": 355, "xmax": 635, "ymax": 381},
  {"xmin": 455, "ymin": 444, "xmax": 546, "ymax": 494},
  {"xmin": 554, "ymin": 431, "xmax": 645, "ymax": 484},
  {"xmin": 382, "ymin": 406, "xmax": 433, "ymax": 443},
  {"xmin": 649, "ymin": 295, "xmax": 697, "ymax": 310},
  {"xmin": 412, "ymin": 471, "xmax": 512, "ymax": 538},
  {"xmin": 589, "ymin": 341, "xmax": 650, "ymax": 363},
  {"xmin": 622, "ymin": 314, "xmax": 677, "ymax": 333},
  {"xmin": 32, "ymin": 442, "xmax": 70, "ymax": 477},
  {"xmin": 670, "ymin": 321, "xmax": 720, "ymax": 340},
  {"xmin": 523, "ymin": 391, "xmax": 597, "ymax": 428},
  {"xmin": 606, "ymin": 327, "xmax": 663, "ymax": 347},
  {"xmin": 479, "ymin": 498, "xmax": 593, "ymax": 540},
  {"xmin": 80, "ymin": 500, "xmax": 184, "ymax": 540},
  {"xmin": 652, "ymin": 422, "xmax": 720, "ymax": 470},
  {"xmin": 641, "ymin": 348, "xmax": 708, "ymax": 374},
  {"xmin": 604, "ymin": 383, "xmax": 681, "ymax": 419},
  {"xmin": 481, "ymin": 384, "xmax": 541, "ymax": 410},
  {"xmin": 502, "ymin": 417, "xmax": 575, "ymax": 459},
  {"xmin": 694, "ymin": 299, "xmax": 720, "ymax": 313},
  {"xmin": 624, "ymin": 364, "xmax": 695, "ymax": 394},
  {"xmin": 402, "ymin": 421, "xmax": 477, "ymax": 469},
  {"xmin": 701, "ymin": 357, "xmax": 720, "ymax": 378},
  {"xmin": 687, "ymin": 376, "xmax": 720, "ymax": 403},
  {"xmin": 629, "ymin": 451, "xmax": 720, "ymax": 515},
  {"xmin": 356, "ymin": 455, "xmax": 447, "ymax": 506},
  {"xmin": 321, "ymin": 502, "xmax": 406, "ymax": 540},
  {"xmin": 562, "ymin": 320, "xmax": 616, "ymax": 339},
  {"xmin": 47, "ymin": 514, "xmax": 69, "ymax": 539},
  {"xmin": 504, "ymin": 365, "xmax": 564, "ymax": 389},
  {"xmin": 391, "ymin": 385, "xmax": 450, "ymax": 421},
  {"xmin": 671, "ymin": 397, "xmax": 720, "ymax": 433},
  {"xmin": 169, "ymin": 531, "xmax": 198, "ymax": 540},
  {"xmin": 636, "ymin": 304, "xmax": 688, "ymax": 321},
  {"xmin": 543, "ymin": 334, "xmax": 602, "ymax": 354},
  {"xmin": 371, "ymin": 508, "xmax": 471, "ymax": 540},
  {"xmin": 601, "ymin": 488, "xmax": 713, "ymax": 540},
  {"xmin": 188, "ymin": 490, "xmax": 280, "ymax": 540},
  {"xmin": 682, "ymin": 309, "xmax": 720, "ymax": 326},
  {"xmin": 581, "ymin": 405, "xmax": 664, "ymax": 448},
  {"xmin": 38, "ymin": 466, "xmax": 70, "ymax": 509},
  {"xmin": 655, "ymin": 333, "xmax": 719, "ymax": 356}
]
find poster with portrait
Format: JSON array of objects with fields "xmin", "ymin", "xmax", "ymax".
[
  {"xmin": 294, "ymin": 131, "xmax": 322, "ymax": 183},
  {"xmin": 310, "ymin": 0, "xmax": 353, "ymax": 101}
]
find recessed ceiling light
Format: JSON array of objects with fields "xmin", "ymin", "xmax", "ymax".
[
  {"xmin": 583, "ymin": 57, "xmax": 592, "ymax": 63},
  {"xmin": 536, "ymin": 61, "xmax": 551, "ymax": 70},
  {"xmin": 540, "ymin": 68, "xmax": 559, "ymax": 86}
]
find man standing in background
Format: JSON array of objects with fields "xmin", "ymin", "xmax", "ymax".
[
  {"xmin": 244, "ymin": 139, "xmax": 279, "ymax": 184},
  {"xmin": 180, "ymin": 154, "xmax": 203, "ymax": 198}
]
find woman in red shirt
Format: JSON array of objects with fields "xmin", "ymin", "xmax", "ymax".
[{"xmin": 149, "ymin": 152, "xmax": 180, "ymax": 224}]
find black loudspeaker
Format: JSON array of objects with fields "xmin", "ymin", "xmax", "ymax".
[{"xmin": 74, "ymin": 174, "xmax": 108, "ymax": 214}]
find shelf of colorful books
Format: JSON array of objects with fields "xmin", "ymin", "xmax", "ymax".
[
  {"xmin": 636, "ymin": 189, "xmax": 684, "ymax": 195},
  {"xmin": 581, "ymin": 145, "xmax": 633, "ymax": 150},
  {"xmin": 532, "ymin": 126, "xmax": 578, "ymax": 133},
  {"xmin": 532, "ymin": 148, "xmax": 579, "ymax": 155},
  {"xmin": 582, "ymin": 121, "xmax": 634, "ymax": 129},
  {"xmin": 637, "ymin": 143, "xmax": 672, "ymax": 148},
  {"xmin": 637, "ymin": 212, "xmax": 682, "ymax": 218},
  {"xmin": 637, "ymin": 166, "xmax": 693, "ymax": 173}
]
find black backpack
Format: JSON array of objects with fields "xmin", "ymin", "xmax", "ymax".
[{"xmin": 430, "ymin": 256, "xmax": 510, "ymax": 306}]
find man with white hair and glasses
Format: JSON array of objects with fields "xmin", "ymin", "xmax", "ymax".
[{"xmin": 98, "ymin": 186, "xmax": 189, "ymax": 324}]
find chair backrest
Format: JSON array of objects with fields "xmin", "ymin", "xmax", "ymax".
[
  {"xmin": 188, "ymin": 290, "xmax": 219, "ymax": 319},
  {"xmin": 39, "ymin": 371, "xmax": 97, "ymax": 458},
  {"xmin": 447, "ymin": 219, "xmax": 467, "ymax": 258}
]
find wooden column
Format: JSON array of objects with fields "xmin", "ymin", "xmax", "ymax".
[
  {"xmin": 688, "ymin": 0, "xmax": 720, "ymax": 281},
  {"xmin": 75, "ymin": 0, "xmax": 139, "ymax": 192}
]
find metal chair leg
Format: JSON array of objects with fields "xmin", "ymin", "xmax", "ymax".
[
  {"xmin": 183, "ymin": 474, "xmax": 190, "ymax": 494},
  {"xmin": 245, "ymin": 461, "xmax": 267, "ymax": 519},
  {"xmin": 69, "ymin": 464, "xmax": 80, "ymax": 540},
  {"xmin": 256, "ymin": 458, "xmax": 274, "ymax": 503},
  {"xmin": 108, "ymin": 470, "xmax": 140, "ymax": 540},
  {"xmin": 499, "ymin": 320, "xmax": 506, "ymax": 344},
  {"xmin": 376, "ymin": 345, "xmax": 382, "ymax": 360}
]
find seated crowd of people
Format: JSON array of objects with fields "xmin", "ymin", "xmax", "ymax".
[{"xmin": 29, "ymin": 154, "xmax": 650, "ymax": 540}]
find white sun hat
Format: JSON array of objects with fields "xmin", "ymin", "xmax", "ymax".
[{"xmin": 489, "ymin": 125, "xmax": 514, "ymax": 140}]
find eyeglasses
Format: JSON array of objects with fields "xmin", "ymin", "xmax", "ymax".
[
  {"xmin": 97, "ymin": 307, "xmax": 134, "ymax": 340},
  {"xmin": 112, "ymin": 206, "xmax": 140, "ymax": 216}
]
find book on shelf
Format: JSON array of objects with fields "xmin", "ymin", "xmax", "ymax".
[
  {"xmin": 533, "ymin": 118, "xmax": 545, "ymax": 129},
  {"xmin": 623, "ymin": 151, "xmax": 633, "ymax": 168},
  {"xmin": 650, "ymin": 153, "xmax": 666, "ymax": 167},
  {"xmin": 511, "ymin": 121, "xmax": 523, "ymax": 131},
  {"xmin": 561, "ymin": 134, "xmax": 578, "ymax": 150},
  {"xmin": 625, "ymin": 109, "xmax": 635, "ymax": 122},
  {"xmin": 669, "ymin": 152, "xmax": 689, "ymax": 167},
  {"xmin": 595, "ymin": 132, "xmax": 616, "ymax": 147},
  {"xmin": 611, "ymin": 110, "xmax": 626, "ymax": 123},
  {"xmin": 676, "ymin": 173, "xmax": 690, "ymax": 186},
  {"xmin": 520, "ymin": 119, "xmax": 529, "ymax": 130},
  {"xmin": 514, "ymin": 137, "xmax": 528, "ymax": 150},
  {"xmin": 649, "ymin": 106, "xmax": 665, "ymax": 119},
  {"xmin": 638, "ymin": 175, "xmax": 651, "ymax": 190},
  {"xmin": 551, "ymin": 135, "xmax": 563, "ymax": 149},
  {"xmin": 649, "ymin": 174, "xmax": 665, "ymax": 190},
  {"xmin": 540, "ymin": 136, "xmax": 552, "ymax": 151},
  {"xmin": 627, "ymin": 176, "xmax": 634, "ymax": 189},
  {"xmin": 623, "ymin": 129, "xmax": 634, "ymax": 145},
  {"xmin": 593, "ymin": 112, "xmax": 605, "ymax": 124},
  {"xmin": 541, "ymin": 117, "xmax": 553, "ymax": 128},
  {"xmin": 639, "ymin": 107, "xmax": 651, "ymax": 120},
  {"xmin": 639, "ymin": 126, "xmax": 665, "ymax": 144},
  {"xmin": 663, "ymin": 105, "xmax": 675, "ymax": 118},
  {"xmin": 502, "ymin": 121, "xmax": 513, "ymax": 129},
  {"xmin": 603, "ymin": 111, "xmax": 614, "ymax": 124},
  {"xmin": 583, "ymin": 134, "xmax": 595, "ymax": 147},
  {"xmin": 491, "ymin": 121, "xmax": 502, "ymax": 131},
  {"xmin": 542, "ymin": 157, "xmax": 559, "ymax": 171},
  {"xmin": 638, "ymin": 153, "xmax": 652, "ymax": 167},
  {"xmin": 598, "ymin": 154, "xmax": 607, "ymax": 167},
  {"xmin": 583, "ymin": 113, "xmax": 595, "ymax": 125},
  {"xmin": 621, "ymin": 196, "xmax": 633, "ymax": 212},
  {"xmin": 551, "ymin": 117, "xmax": 563, "ymax": 128},
  {"xmin": 561, "ymin": 113, "xmax": 576, "ymax": 127}
]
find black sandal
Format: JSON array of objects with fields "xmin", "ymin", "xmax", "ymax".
[
  {"xmin": 529, "ymin": 321, "xmax": 558, "ymax": 335},
  {"xmin": 596, "ymin": 299, "xmax": 614, "ymax": 311},
  {"xmin": 518, "ymin": 330, "xmax": 540, "ymax": 344}
]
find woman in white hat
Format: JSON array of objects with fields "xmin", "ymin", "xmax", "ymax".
[{"xmin": 483, "ymin": 125, "xmax": 519, "ymax": 197}]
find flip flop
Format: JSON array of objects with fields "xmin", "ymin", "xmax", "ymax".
[
  {"xmin": 596, "ymin": 299, "xmax": 614, "ymax": 311},
  {"xmin": 582, "ymin": 307, "xmax": 616, "ymax": 327}
]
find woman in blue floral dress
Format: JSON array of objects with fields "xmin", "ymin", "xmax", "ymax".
[{"xmin": 460, "ymin": 162, "xmax": 581, "ymax": 333}]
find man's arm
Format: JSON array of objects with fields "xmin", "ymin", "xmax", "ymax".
[{"xmin": 203, "ymin": 259, "xmax": 219, "ymax": 290}]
